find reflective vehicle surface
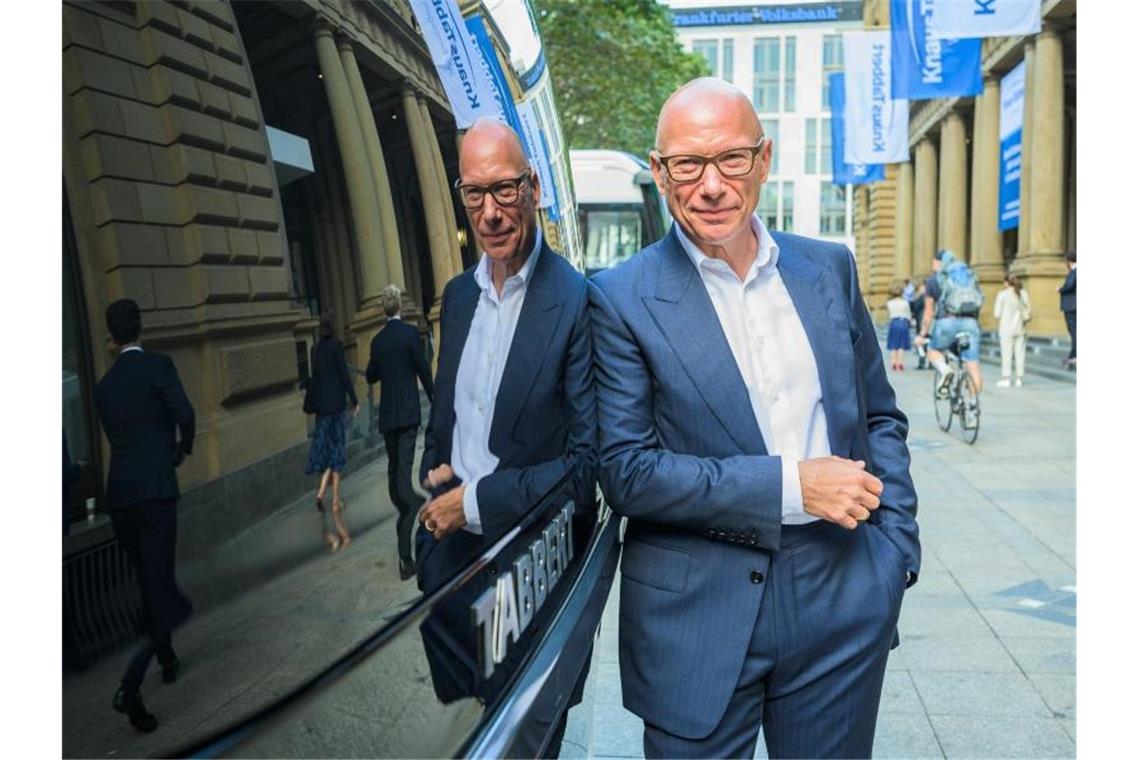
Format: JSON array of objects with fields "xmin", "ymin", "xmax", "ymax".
[
  {"xmin": 570, "ymin": 150, "xmax": 671, "ymax": 276},
  {"xmin": 174, "ymin": 472, "xmax": 617, "ymax": 758}
]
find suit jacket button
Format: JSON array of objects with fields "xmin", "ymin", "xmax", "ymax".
[{"xmin": 750, "ymin": 571, "xmax": 765, "ymax": 584}]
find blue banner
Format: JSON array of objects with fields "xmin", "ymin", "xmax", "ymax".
[
  {"xmin": 828, "ymin": 72, "xmax": 885, "ymax": 186},
  {"xmin": 928, "ymin": 0, "xmax": 1041, "ymax": 40},
  {"xmin": 890, "ymin": 0, "xmax": 982, "ymax": 100},
  {"xmin": 465, "ymin": 16, "xmax": 524, "ymax": 138},
  {"xmin": 998, "ymin": 61, "xmax": 1025, "ymax": 231}
]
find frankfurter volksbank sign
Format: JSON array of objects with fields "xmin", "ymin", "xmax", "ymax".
[
  {"xmin": 472, "ymin": 503, "xmax": 576, "ymax": 679},
  {"xmin": 672, "ymin": 1, "xmax": 863, "ymax": 28}
]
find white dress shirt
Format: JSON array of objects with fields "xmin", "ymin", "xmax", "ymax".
[
  {"xmin": 676, "ymin": 214, "xmax": 831, "ymax": 524},
  {"xmin": 451, "ymin": 230, "xmax": 544, "ymax": 534}
]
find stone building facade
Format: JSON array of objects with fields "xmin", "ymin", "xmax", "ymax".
[
  {"xmin": 852, "ymin": 0, "xmax": 1076, "ymax": 337},
  {"xmin": 62, "ymin": 0, "xmax": 477, "ymax": 560}
]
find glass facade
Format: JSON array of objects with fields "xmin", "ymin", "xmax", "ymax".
[
  {"xmin": 752, "ymin": 38, "xmax": 780, "ymax": 112},
  {"xmin": 781, "ymin": 181, "xmax": 795, "ymax": 232},
  {"xmin": 805, "ymin": 118, "xmax": 817, "ymax": 174},
  {"xmin": 694, "ymin": 38, "xmax": 733, "ymax": 83},
  {"xmin": 820, "ymin": 117, "xmax": 832, "ymax": 175},
  {"xmin": 820, "ymin": 183, "xmax": 848, "ymax": 236},
  {"xmin": 784, "ymin": 37, "xmax": 796, "ymax": 112}
]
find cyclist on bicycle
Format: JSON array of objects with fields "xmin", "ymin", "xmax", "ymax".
[{"xmin": 916, "ymin": 250, "xmax": 984, "ymax": 405}]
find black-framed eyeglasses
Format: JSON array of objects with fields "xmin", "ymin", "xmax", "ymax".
[
  {"xmin": 454, "ymin": 171, "xmax": 532, "ymax": 209},
  {"xmin": 653, "ymin": 138, "xmax": 768, "ymax": 183}
]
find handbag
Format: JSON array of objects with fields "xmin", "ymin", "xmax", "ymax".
[{"xmin": 1018, "ymin": 291, "xmax": 1033, "ymax": 325}]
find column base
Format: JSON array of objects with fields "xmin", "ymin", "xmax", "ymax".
[{"xmin": 1009, "ymin": 254, "xmax": 1069, "ymax": 338}]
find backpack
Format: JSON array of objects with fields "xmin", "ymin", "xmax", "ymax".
[{"xmin": 937, "ymin": 261, "xmax": 984, "ymax": 317}]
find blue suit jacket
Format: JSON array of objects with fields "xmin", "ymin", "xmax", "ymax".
[
  {"xmin": 416, "ymin": 242, "xmax": 598, "ymax": 592},
  {"xmin": 589, "ymin": 226, "xmax": 920, "ymax": 737}
]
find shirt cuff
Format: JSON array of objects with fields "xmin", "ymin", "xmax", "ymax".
[
  {"xmin": 781, "ymin": 457, "xmax": 805, "ymax": 519},
  {"xmin": 462, "ymin": 477, "xmax": 483, "ymax": 535}
]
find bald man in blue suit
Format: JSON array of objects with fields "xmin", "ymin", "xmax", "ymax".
[{"xmin": 589, "ymin": 79, "xmax": 920, "ymax": 759}]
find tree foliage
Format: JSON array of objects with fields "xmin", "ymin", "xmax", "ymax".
[{"xmin": 533, "ymin": 0, "xmax": 710, "ymax": 158}]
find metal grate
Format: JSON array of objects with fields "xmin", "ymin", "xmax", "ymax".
[{"xmin": 63, "ymin": 537, "xmax": 144, "ymax": 670}]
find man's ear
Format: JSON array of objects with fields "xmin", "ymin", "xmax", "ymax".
[
  {"xmin": 528, "ymin": 167, "xmax": 540, "ymax": 205},
  {"xmin": 649, "ymin": 153, "xmax": 668, "ymax": 197}
]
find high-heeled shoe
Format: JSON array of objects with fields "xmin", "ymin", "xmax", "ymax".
[{"xmin": 113, "ymin": 686, "xmax": 158, "ymax": 732}]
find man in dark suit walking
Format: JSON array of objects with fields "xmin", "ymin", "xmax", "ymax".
[
  {"xmin": 94, "ymin": 298, "xmax": 195, "ymax": 733},
  {"xmin": 589, "ymin": 79, "xmax": 918, "ymax": 758},
  {"xmin": 366, "ymin": 284, "xmax": 434, "ymax": 580}
]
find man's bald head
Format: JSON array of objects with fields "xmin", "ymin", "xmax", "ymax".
[
  {"xmin": 459, "ymin": 118, "xmax": 530, "ymax": 179},
  {"xmin": 655, "ymin": 78, "xmax": 762, "ymax": 153}
]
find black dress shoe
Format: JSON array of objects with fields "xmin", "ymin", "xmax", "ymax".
[
  {"xmin": 399, "ymin": 558, "xmax": 416, "ymax": 581},
  {"xmin": 112, "ymin": 687, "xmax": 158, "ymax": 733},
  {"xmin": 160, "ymin": 656, "xmax": 181, "ymax": 684}
]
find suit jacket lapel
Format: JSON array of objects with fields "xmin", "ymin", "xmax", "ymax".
[
  {"xmin": 774, "ymin": 239, "xmax": 859, "ymax": 459},
  {"xmin": 643, "ymin": 229, "xmax": 767, "ymax": 455},
  {"xmin": 490, "ymin": 243, "xmax": 563, "ymax": 465}
]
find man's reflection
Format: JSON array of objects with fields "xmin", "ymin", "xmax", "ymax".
[
  {"xmin": 412, "ymin": 120, "xmax": 597, "ymax": 747},
  {"xmin": 415, "ymin": 118, "xmax": 596, "ymax": 589}
]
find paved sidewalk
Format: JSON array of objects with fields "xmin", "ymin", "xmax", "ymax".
[
  {"xmin": 563, "ymin": 349, "xmax": 1076, "ymax": 758},
  {"xmin": 62, "ymin": 441, "xmax": 429, "ymax": 759}
]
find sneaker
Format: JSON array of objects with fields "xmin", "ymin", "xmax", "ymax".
[
  {"xmin": 1014, "ymin": 378, "xmax": 1023, "ymax": 387},
  {"xmin": 996, "ymin": 378, "xmax": 1011, "ymax": 388},
  {"xmin": 936, "ymin": 368, "xmax": 955, "ymax": 396}
]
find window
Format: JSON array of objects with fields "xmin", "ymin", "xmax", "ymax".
[
  {"xmin": 821, "ymin": 34, "xmax": 844, "ymax": 109},
  {"xmin": 693, "ymin": 39, "xmax": 718, "ymax": 75},
  {"xmin": 784, "ymin": 37, "xmax": 796, "ymax": 112},
  {"xmin": 758, "ymin": 181, "xmax": 793, "ymax": 232},
  {"xmin": 583, "ymin": 208, "xmax": 643, "ymax": 272},
  {"xmin": 693, "ymin": 39, "xmax": 734, "ymax": 83},
  {"xmin": 805, "ymin": 118, "xmax": 817, "ymax": 174},
  {"xmin": 820, "ymin": 117, "xmax": 832, "ymax": 175},
  {"xmin": 752, "ymin": 38, "xmax": 780, "ymax": 112},
  {"xmin": 820, "ymin": 184, "xmax": 848, "ymax": 236},
  {"xmin": 758, "ymin": 183, "xmax": 779, "ymax": 231},
  {"xmin": 765, "ymin": 120, "xmax": 780, "ymax": 175},
  {"xmin": 781, "ymin": 181, "xmax": 794, "ymax": 231}
]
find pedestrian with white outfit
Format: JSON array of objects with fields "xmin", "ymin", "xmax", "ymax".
[{"xmin": 993, "ymin": 274, "xmax": 1031, "ymax": 388}]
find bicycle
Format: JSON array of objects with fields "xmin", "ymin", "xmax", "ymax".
[{"xmin": 932, "ymin": 331, "xmax": 980, "ymax": 444}]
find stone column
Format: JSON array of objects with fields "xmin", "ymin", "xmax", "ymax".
[
  {"xmin": 1017, "ymin": 41, "xmax": 1035, "ymax": 259},
  {"xmin": 313, "ymin": 25, "xmax": 384, "ymax": 311},
  {"xmin": 971, "ymin": 76, "xmax": 1005, "ymax": 330},
  {"xmin": 937, "ymin": 111, "xmax": 968, "ymax": 260},
  {"xmin": 338, "ymin": 39, "xmax": 403, "ymax": 292},
  {"xmin": 913, "ymin": 137, "xmax": 938, "ymax": 278},
  {"xmin": 419, "ymin": 96, "xmax": 464, "ymax": 276},
  {"xmin": 894, "ymin": 160, "xmax": 914, "ymax": 284},
  {"xmin": 1011, "ymin": 25, "xmax": 1068, "ymax": 336},
  {"xmin": 402, "ymin": 85, "xmax": 454, "ymax": 353}
]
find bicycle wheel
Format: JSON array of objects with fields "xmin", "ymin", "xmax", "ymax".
[
  {"xmin": 958, "ymin": 372, "xmax": 980, "ymax": 444},
  {"xmin": 934, "ymin": 370, "xmax": 953, "ymax": 431}
]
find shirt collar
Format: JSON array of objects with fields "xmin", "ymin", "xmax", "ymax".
[
  {"xmin": 388, "ymin": 314, "xmax": 402, "ymax": 321},
  {"xmin": 474, "ymin": 227, "xmax": 543, "ymax": 294},
  {"xmin": 120, "ymin": 345, "xmax": 143, "ymax": 354},
  {"xmin": 675, "ymin": 213, "xmax": 780, "ymax": 278}
]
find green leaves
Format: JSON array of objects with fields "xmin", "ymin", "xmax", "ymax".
[{"xmin": 534, "ymin": 0, "xmax": 709, "ymax": 157}]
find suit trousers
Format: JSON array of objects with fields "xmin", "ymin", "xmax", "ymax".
[
  {"xmin": 643, "ymin": 521, "xmax": 906, "ymax": 759},
  {"xmin": 384, "ymin": 425, "xmax": 421, "ymax": 564},
  {"xmin": 1064, "ymin": 310, "xmax": 1076, "ymax": 359},
  {"xmin": 110, "ymin": 498, "xmax": 191, "ymax": 689},
  {"xmin": 999, "ymin": 333, "xmax": 1027, "ymax": 380}
]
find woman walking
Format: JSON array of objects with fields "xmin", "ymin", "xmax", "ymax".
[
  {"xmin": 993, "ymin": 274, "xmax": 1032, "ymax": 388},
  {"xmin": 885, "ymin": 283, "xmax": 912, "ymax": 371},
  {"xmin": 306, "ymin": 310, "xmax": 359, "ymax": 551}
]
